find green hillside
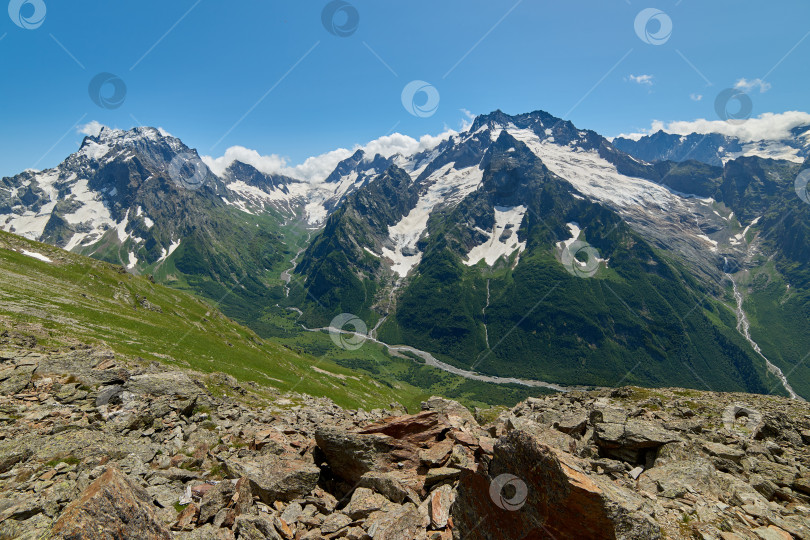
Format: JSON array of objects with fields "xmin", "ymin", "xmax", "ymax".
[{"xmin": 0, "ymin": 230, "xmax": 543, "ymax": 411}]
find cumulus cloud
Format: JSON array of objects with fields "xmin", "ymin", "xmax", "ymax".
[
  {"xmin": 461, "ymin": 108, "xmax": 476, "ymax": 124},
  {"xmin": 627, "ymin": 74, "xmax": 654, "ymax": 86},
  {"xmin": 734, "ymin": 78, "xmax": 772, "ymax": 93},
  {"xmin": 77, "ymin": 121, "xmax": 106, "ymax": 137},
  {"xmin": 202, "ymin": 128, "xmax": 460, "ymax": 183},
  {"xmin": 690, "ymin": 93, "xmax": 703, "ymax": 101},
  {"xmin": 615, "ymin": 111, "xmax": 810, "ymax": 142},
  {"xmin": 202, "ymin": 146, "xmax": 290, "ymax": 178}
]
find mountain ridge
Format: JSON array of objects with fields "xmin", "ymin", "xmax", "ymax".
[{"xmin": 2, "ymin": 109, "xmax": 808, "ymax": 400}]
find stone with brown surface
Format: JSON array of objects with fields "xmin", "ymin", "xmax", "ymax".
[
  {"xmin": 421, "ymin": 396, "xmax": 480, "ymax": 431},
  {"xmin": 429, "ymin": 484, "xmax": 455, "ymax": 529},
  {"xmin": 452, "ymin": 430, "xmax": 660, "ymax": 540},
  {"xmin": 419, "ymin": 439, "xmax": 454, "ymax": 467},
  {"xmin": 50, "ymin": 467, "xmax": 170, "ymax": 539},
  {"xmin": 365, "ymin": 503, "xmax": 423, "ymax": 540},
  {"xmin": 172, "ymin": 503, "xmax": 200, "ymax": 531},
  {"xmin": 198, "ymin": 481, "xmax": 235, "ymax": 524},
  {"xmin": 358, "ymin": 471, "xmax": 420, "ymax": 504},
  {"xmin": 343, "ymin": 487, "xmax": 389, "ymax": 519},
  {"xmin": 359, "ymin": 410, "xmax": 445, "ymax": 444},
  {"xmin": 314, "ymin": 426, "xmax": 420, "ymax": 485}
]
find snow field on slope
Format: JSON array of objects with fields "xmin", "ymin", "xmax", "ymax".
[{"xmin": 381, "ymin": 163, "xmax": 484, "ymax": 277}]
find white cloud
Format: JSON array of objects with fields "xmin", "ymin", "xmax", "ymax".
[
  {"xmin": 690, "ymin": 93, "xmax": 703, "ymax": 101},
  {"xmin": 627, "ymin": 74, "xmax": 654, "ymax": 86},
  {"xmin": 615, "ymin": 111, "xmax": 810, "ymax": 142},
  {"xmin": 202, "ymin": 146, "xmax": 290, "ymax": 178},
  {"xmin": 77, "ymin": 121, "xmax": 106, "ymax": 137},
  {"xmin": 734, "ymin": 78, "xmax": 772, "ymax": 93},
  {"xmin": 461, "ymin": 108, "xmax": 476, "ymax": 124},
  {"xmin": 202, "ymin": 128, "xmax": 459, "ymax": 183}
]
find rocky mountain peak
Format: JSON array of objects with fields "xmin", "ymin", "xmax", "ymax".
[
  {"xmin": 324, "ymin": 149, "xmax": 369, "ymax": 184},
  {"xmin": 222, "ymin": 160, "xmax": 299, "ymax": 192}
]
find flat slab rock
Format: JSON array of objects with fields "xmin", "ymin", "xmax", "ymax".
[
  {"xmin": 220, "ymin": 455, "xmax": 319, "ymax": 504},
  {"xmin": 595, "ymin": 419, "xmax": 681, "ymax": 449}
]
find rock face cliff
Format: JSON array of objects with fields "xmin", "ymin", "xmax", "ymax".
[{"xmin": 0, "ymin": 337, "xmax": 808, "ymax": 539}]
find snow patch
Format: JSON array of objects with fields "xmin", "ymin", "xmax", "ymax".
[
  {"xmin": 509, "ymin": 128, "xmax": 683, "ymax": 210},
  {"xmin": 157, "ymin": 239, "xmax": 182, "ymax": 263},
  {"xmin": 116, "ymin": 210, "xmax": 130, "ymax": 243},
  {"xmin": 382, "ymin": 163, "xmax": 484, "ymax": 277},
  {"xmin": 21, "ymin": 250, "xmax": 52, "ymax": 263},
  {"xmin": 80, "ymin": 141, "xmax": 110, "ymax": 161},
  {"xmin": 556, "ymin": 222, "xmax": 582, "ymax": 251},
  {"xmin": 465, "ymin": 206, "xmax": 527, "ymax": 267}
]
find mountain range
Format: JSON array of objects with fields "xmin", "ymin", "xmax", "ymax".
[{"xmin": 2, "ymin": 110, "xmax": 809, "ymax": 400}]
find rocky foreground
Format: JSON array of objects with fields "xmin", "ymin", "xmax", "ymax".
[{"xmin": 0, "ymin": 340, "xmax": 809, "ymax": 539}]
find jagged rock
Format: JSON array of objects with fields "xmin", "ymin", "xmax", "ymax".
[
  {"xmin": 0, "ymin": 363, "xmax": 35, "ymax": 394},
  {"xmin": 452, "ymin": 430, "xmax": 660, "ymax": 539},
  {"xmin": 595, "ymin": 419, "xmax": 681, "ymax": 463},
  {"xmin": 359, "ymin": 411, "xmax": 445, "ymax": 444},
  {"xmin": 793, "ymin": 476, "xmax": 810, "ymax": 496},
  {"xmin": 506, "ymin": 417, "xmax": 578, "ymax": 454},
  {"xmin": 315, "ymin": 426, "xmax": 419, "ymax": 485},
  {"xmin": 198, "ymin": 482, "xmax": 235, "ymax": 524},
  {"xmin": 344, "ymin": 526, "xmax": 370, "ymax": 540},
  {"xmin": 95, "ymin": 384, "xmax": 124, "ymax": 406},
  {"xmin": 419, "ymin": 440, "xmax": 453, "ymax": 467},
  {"xmin": 752, "ymin": 526, "xmax": 793, "ymax": 540},
  {"xmin": 639, "ymin": 458, "xmax": 720, "ymax": 500},
  {"xmin": 359, "ymin": 471, "xmax": 420, "ymax": 504},
  {"xmin": 422, "ymin": 396, "xmax": 479, "ymax": 430},
  {"xmin": 304, "ymin": 488, "xmax": 339, "ymax": 514},
  {"xmin": 749, "ymin": 473, "xmax": 779, "ymax": 500},
  {"xmin": 0, "ymin": 448, "xmax": 32, "ymax": 473},
  {"xmin": 220, "ymin": 455, "xmax": 319, "ymax": 504},
  {"xmin": 0, "ymin": 497, "xmax": 46, "ymax": 522},
  {"xmin": 702, "ymin": 442, "xmax": 745, "ymax": 462},
  {"xmin": 50, "ymin": 467, "xmax": 170, "ymax": 539},
  {"xmin": 365, "ymin": 503, "xmax": 423, "ymax": 540},
  {"xmin": 172, "ymin": 503, "xmax": 200, "ymax": 531},
  {"xmin": 424, "ymin": 467, "xmax": 461, "ymax": 488},
  {"xmin": 2, "ymin": 344, "xmax": 809, "ymax": 540},
  {"xmin": 447, "ymin": 444, "xmax": 476, "ymax": 471},
  {"xmin": 280, "ymin": 501, "xmax": 303, "ymax": 524},
  {"xmin": 596, "ymin": 419, "xmax": 681, "ymax": 449},
  {"xmin": 429, "ymin": 484, "xmax": 455, "ymax": 529},
  {"xmin": 250, "ymin": 428, "xmax": 289, "ymax": 454},
  {"xmin": 321, "ymin": 512, "xmax": 352, "ymax": 534},
  {"xmin": 745, "ymin": 458, "xmax": 798, "ymax": 487},
  {"xmin": 232, "ymin": 477, "xmax": 256, "ymax": 516},
  {"xmin": 234, "ymin": 515, "xmax": 281, "ymax": 540},
  {"xmin": 554, "ymin": 411, "xmax": 589, "ymax": 435},
  {"xmin": 344, "ymin": 487, "xmax": 389, "ymax": 519}
]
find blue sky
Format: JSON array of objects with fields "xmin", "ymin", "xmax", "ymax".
[{"xmin": 1, "ymin": 0, "xmax": 809, "ymax": 178}]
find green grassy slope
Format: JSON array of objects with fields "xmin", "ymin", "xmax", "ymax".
[
  {"xmin": 0, "ymin": 230, "xmax": 420, "ymax": 409},
  {"xmin": 0, "ymin": 230, "xmax": 545, "ymax": 411}
]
